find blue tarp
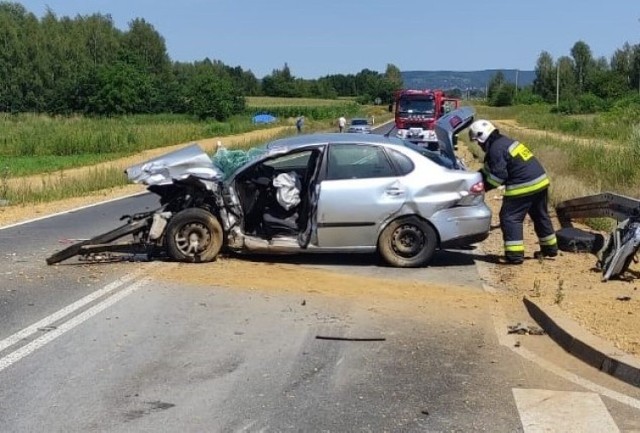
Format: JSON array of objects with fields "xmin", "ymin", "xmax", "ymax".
[{"xmin": 252, "ymin": 113, "xmax": 277, "ymax": 124}]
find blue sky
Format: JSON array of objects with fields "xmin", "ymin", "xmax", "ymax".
[{"xmin": 15, "ymin": 0, "xmax": 640, "ymax": 79}]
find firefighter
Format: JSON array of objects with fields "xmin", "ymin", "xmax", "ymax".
[{"xmin": 468, "ymin": 119, "xmax": 558, "ymax": 264}]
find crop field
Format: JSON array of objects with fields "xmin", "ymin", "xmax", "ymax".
[
  {"xmin": 0, "ymin": 113, "xmax": 273, "ymax": 177},
  {"xmin": 0, "ymin": 97, "xmax": 392, "ymax": 205}
]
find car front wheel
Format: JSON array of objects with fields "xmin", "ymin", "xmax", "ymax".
[
  {"xmin": 165, "ymin": 208, "xmax": 223, "ymax": 263},
  {"xmin": 378, "ymin": 216, "xmax": 437, "ymax": 267}
]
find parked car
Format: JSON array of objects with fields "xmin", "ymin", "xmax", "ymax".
[
  {"xmin": 347, "ymin": 118, "xmax": 372, "ymax": 134},
  {"xmin": 47, "ymin": 108, "xmax": 491, "ymax": 268}
]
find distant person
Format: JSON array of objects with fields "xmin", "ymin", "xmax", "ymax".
[
  {"xmin": 338, "ymin": 115, "xmax": 346, "ymax": 132},
  {"xmin": 468, "ymin": 119, "xmax": 558, "ymax": 265},
  {"xmin": 296, "ymin": 115, "xmax": 304, "ymax": 133}
]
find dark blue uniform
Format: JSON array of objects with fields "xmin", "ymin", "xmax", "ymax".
[{"xmin": 480, "ymin": 133, "xmax": 557, "ymax": 263}]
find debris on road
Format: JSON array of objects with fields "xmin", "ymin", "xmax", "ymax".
[
  {"xmin": 316, "ymin": 335, "xmax": 386, "ymax": 342},
  {"xmin": 507, "ymin": 323, "xmax": 545, "ymax": 335}
]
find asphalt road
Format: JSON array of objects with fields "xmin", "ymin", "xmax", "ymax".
[{"xmin": 1, "ymin": 127, "xmax": 640, "ymax": 431}]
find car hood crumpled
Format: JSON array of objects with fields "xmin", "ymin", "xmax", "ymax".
[{"xmin": 125, "ymin": 143, "xmax": 224, "ymax": 186}]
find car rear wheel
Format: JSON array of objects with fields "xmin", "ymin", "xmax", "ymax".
[
  {"xmin": 165, "ymin": 208, "xmax": 223, "ymax": 263},
  {"xmin": 378, "ymin": 216, "xmax": 437, "ymax": 267}
]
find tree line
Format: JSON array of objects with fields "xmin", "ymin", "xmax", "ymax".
[
  {"xmin": 0, "ymin": 2, "xmax": 402, "ymax": 119},
  {"xmin": 485, "ymin": 40, "xmax": 640, "ymax": 113}
]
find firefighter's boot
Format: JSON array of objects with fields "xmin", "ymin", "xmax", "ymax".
[
  {"xmin": 504, "ymin": 251, "xmax": 524, "ymax": 265},
  {"xmin": 534, "ymin": 245, "xmax": 558, "ymax": 259}
]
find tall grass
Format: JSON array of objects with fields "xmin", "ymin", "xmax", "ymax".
[
  {"xmin": 3, "ymin": 130, "xmax": 293, "ymax": 206},
  {"xmin": 5, "ymin": 166, "xmax": 129, "ymax": 204},
  {"xmin": 0, "ymin": 113, "xmax": 270, "ymax": 176},
  {"xmin": 472, "ymin": 103, "xmax": 636, "ymax": 142}
]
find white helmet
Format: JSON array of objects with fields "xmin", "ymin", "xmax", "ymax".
[{"xmin": 468, "ymin": 119, "xmax": 496, "ymax": 144}]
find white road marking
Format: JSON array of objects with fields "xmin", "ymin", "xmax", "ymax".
[
  {"xmin": 0, "ymin": 191, "xmax": 147, "ymax": 231},
  {"xmin": 513, "ymin": 388, "xmax": 620, "ymax": 433},
  {"xmin": 0, "ymin": 277, "xmax": 150, "ymax": 373},
  {"xmin": 0, "ymin": 270, "xmax": 149, "ymax": 354}
]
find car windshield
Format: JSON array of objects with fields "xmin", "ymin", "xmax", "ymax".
[
  {"xmin": 398, "ymin": 97, "xmax": 435, "ymax": 115},
  {"xmin": 350, "ymin": 119, "xmax": 368, "ymax": 126},
  {"xmin": 211, "ymin": 145, "xmax": 267, "ymax": 179}
]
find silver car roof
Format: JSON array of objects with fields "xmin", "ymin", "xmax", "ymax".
[{"xmin": 265, "ymin": 133, "xmax": 406, "ymax": 152}]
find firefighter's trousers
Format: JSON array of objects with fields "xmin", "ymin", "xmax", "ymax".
[{"xmin": 499, "ymin": 188, "xmax": 557, "ymax": 262}]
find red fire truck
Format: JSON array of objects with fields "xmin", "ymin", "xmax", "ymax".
[{"xmin": 392, "ymin": 89, "xmax": 460, "ymax": 149}]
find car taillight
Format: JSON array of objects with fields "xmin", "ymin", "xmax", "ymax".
[{"xmin": 470, "ymin": 181, "xmax": 484, "ymax": 194}]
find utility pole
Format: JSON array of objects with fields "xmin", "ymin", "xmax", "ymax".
[{"xmin": 556, "ymin": 63, "xmax": 560, "ymax": 107}]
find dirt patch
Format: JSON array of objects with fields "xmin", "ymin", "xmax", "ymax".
[
  {"xmin": 3, "ymin": 123, "xmax": 639, "ymax": 356},
  {"xmin": 478, "ymin": 189, "xmax": 640, "ymax": 355},
  {"xmin": 152, "ymin": 258, "xmax": 492, "ymax": 320}
]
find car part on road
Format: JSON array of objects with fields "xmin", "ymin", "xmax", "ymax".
[
  {"xmin": 556, "ymin": 227, "xmax": 604, "ymax": 254},
  {"xmin": 46, "ymin": 215, "xmax": 154, "ymax": 265},
  {"xmin": 315, "ymin": 335, "xmax": 386, "ymax": 341},
  {"xmin": 555, "ymin": 192, "xmax": 640, "ymax": 281}
]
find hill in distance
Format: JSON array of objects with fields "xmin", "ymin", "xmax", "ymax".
[{"xmin": 401, "ymin": 69, "xmax": 535, "ymax": 90}]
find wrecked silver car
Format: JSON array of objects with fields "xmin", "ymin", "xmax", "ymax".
[{"xmin": 47, "ymin": 108, "xmax": 491, "ymax": 268}]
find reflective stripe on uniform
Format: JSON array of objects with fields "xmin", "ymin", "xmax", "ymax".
[
  {"xmin": 504, "ymin": 240, "xmax": 525, "ymax": 252},
  {"xmin": 539, "ymin": 234, "xmax": 558, "ymax": 246},
  {"xmin": 504, "ymin": 175, "xmax": 550, "ymax": 197},
  {"xmin": 482, "ymin": 166, "xmax": 504, "ymax": 187}
]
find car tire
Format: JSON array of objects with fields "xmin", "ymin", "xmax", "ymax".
[
  {"xmin": 165, "ymin": 208, "xmax": 223, "ymax": 263},
  {"xmin": 378, "ymin": 216, "xmax": 438, "ymax": 267},
  {"xmin": 556, "ymin": 227, "xmax": 604, "ymax": 254}
]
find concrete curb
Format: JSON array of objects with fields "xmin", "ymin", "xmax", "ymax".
[{"xmin": 523, "ymin": 296, "xmax": 640, "ymax": 387}]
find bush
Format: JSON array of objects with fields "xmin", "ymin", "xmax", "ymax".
[
  {"xmin": 513, "ymin": 89, "xmax": 544, "ymax": 105},
  {"xmin": 576, "ymin": 93, "xmax": 608, "ymax": 114},
  {"xmin": 551, "ymin": 98, "xmax": 577, "ymax": 114}
]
